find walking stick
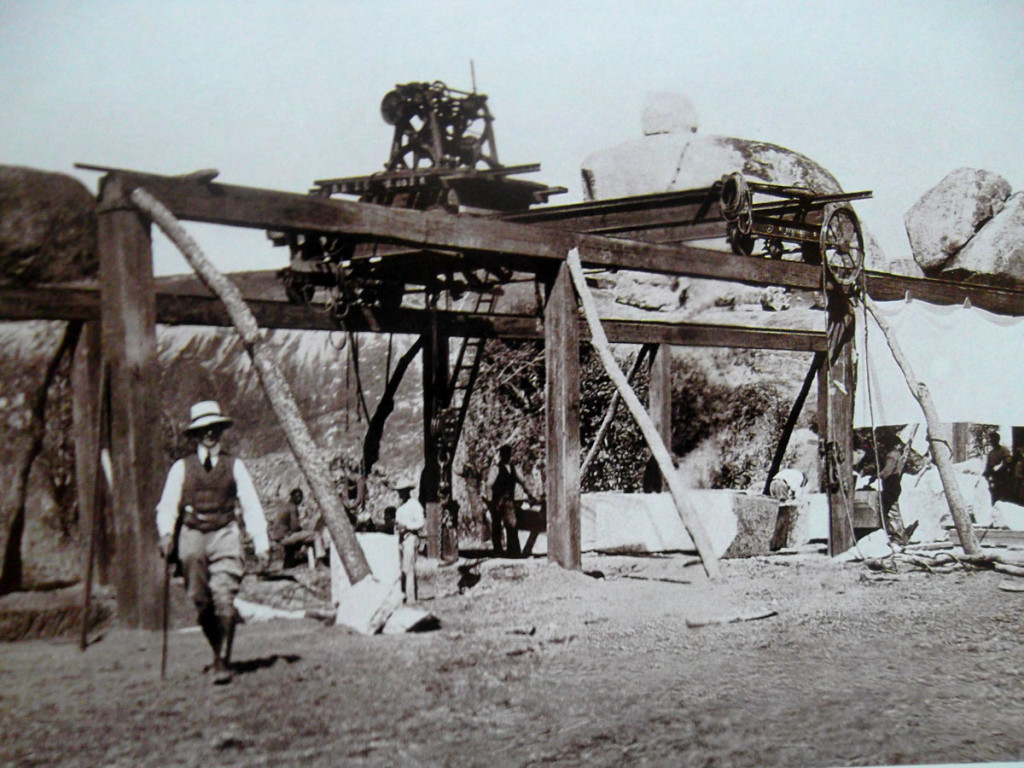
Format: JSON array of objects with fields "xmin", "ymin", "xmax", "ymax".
[{"xmin": 160, "ymin": 545, "xmax": 171, "ymax": 680}]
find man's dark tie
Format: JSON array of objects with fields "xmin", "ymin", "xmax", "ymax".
[{"xmin": 203, "ymin": 455, "xmax": 213, "ymax": 472}]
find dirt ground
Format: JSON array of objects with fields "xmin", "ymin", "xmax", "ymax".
[{"xmin": 1, "ymin": 550, "xmax": 1023, "ymax": 768}]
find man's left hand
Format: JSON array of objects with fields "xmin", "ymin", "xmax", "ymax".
[{"xmin": 255, "ymin": 551, "xmax": 270, "ymax": 573}]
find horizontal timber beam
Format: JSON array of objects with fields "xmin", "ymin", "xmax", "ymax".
[
  {"xmin": 0, "ymin": 284, "xmax": 824, "ymax": 350},
  {"xmin": 864, "ymin": 271, "xmax": 1024, "ymax": 317},
  {"xmin": 90, "ymin": 169, "xmax": 823, "ymax": 289}
]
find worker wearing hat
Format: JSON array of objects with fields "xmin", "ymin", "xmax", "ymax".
[
  {"xmin": 393, "ymin": 475, "xmax": 425, "ymax": 602},
  {"xmin": 155, "ymin": 400, "xmax": 269, "ymax": 684}
]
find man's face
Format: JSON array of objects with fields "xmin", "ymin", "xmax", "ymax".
[{"xmin": 199, "ymin": 426, "xmax": 224, "ymax": 448}]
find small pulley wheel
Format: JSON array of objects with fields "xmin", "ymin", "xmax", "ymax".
[{"xmin": 819, "ymin": 203, "xmax": 864, "ymax": 287}]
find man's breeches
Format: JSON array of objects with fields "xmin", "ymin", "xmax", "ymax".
[
  {"xmin": 178, "ymin": 522, "xmax": 244, "ymax": 619},
  {"xmin": 400, "ymin": 532, "xmax": 418, "ymax": 577}
]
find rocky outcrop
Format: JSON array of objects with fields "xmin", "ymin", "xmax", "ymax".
[
  {"xmin": 903, "ymin": 168, "xmax": 1011, "ymax": 272},
  {"xmin": 0, "ymin": 166, "xmax": 97, "ymax": 284},
  {"xmin": 613, "ymin": 271, "xmax": 689, "ymax": 311},
  {"xmin": 945, "ymin": 192, "xmax": 1024, "ymax": 284}
]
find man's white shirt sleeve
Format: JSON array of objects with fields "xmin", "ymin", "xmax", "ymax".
[
  {"xmin": 234, "ymin": 458, "xmax": 269, "ymax": 555},
  {"xmin": 155, "ymin": 459, "xmax": 186, "ymax": 539}
]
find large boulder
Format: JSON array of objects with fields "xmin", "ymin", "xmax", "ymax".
[
  {"xmin": 0, "ymin": 165, "xmax": 98, "ymax": 285},
  {"xmin": 579, "ymin": 92, "xmax": 857, "ymax": 313},
  {"xmin": 903, "ymin": 168, "xmax": 1012, "ymax": 272},
  {"xmin": 945, "ymin": 191, "xmax": 1024, "ymax": 285},
  {"xmin": 581, "ymin": 93, "xmax": 843, "ymax": 201}
]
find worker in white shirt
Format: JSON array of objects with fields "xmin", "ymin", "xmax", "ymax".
[
  {"xmin": 155, "ymin": 401, "xmax": 269, "ymax": 684},
  {"xmin": 394, "ymin": 478, "xmax": 425, "ymax": 602}
]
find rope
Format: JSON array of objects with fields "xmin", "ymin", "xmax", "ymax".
[
  {"xmin": 857, "ymin": 268, "xmax": 898, "ymax": 553},
  {"xmin": 347, "ymin": 331, "xmax": 371, "ymax": 423}
]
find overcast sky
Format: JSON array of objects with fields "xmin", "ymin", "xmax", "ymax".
[{"xmin": 2, "ymin": 0, "xmax": 1022, "ymax": 276}]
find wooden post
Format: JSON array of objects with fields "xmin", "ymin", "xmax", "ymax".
[
  {"xmin": 816, "ymin": 360, "xmax": 828, "ymax": 494},
  {"xmin": 544, "ymin": 262, "xmax": 581, "ymax": 569},
  {"xmin": 949, "ymin": 423, "xmax": 970, "ymax": 463},
  {"xmin": 649, "ymin": 344, "xmax": 672, "ymax": 447},
  {"xmin": 97, "ymin": 175, "xmax": 163, "ymax": 629},
  {"xmin": 421, "ymin": 312, "xmax": 448, "ymax": 560},
  {"xmin": 824, "ymin": 288, "xmax": 856, "ymax": 557},
  {"xmin": 71, "ymin": 322, "xmax": 110, "ymax": 584}
]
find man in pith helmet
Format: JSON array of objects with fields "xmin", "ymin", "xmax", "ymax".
[{"xmin": 156, "ymin": 400, "xmax": 269, "ymax": 684}]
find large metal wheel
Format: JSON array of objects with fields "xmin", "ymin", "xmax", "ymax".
[{"xmin": 819, "ymin": 203, "xmax": 864, "ymax": 287}]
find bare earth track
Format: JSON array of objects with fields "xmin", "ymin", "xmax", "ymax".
[{"xmin": 1, "ymin": 553, "xmax": 1022, "ymax": 767}]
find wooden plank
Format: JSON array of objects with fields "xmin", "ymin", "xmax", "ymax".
[
  {"xmin": 649, "ymin": 344, "xmax": 672, "ymax": 447},
  {"xmin": 100, "ymin": 170, "xmax": 571, "ymax": 259},
  {"xmin": 865, "ymin": 271, "xmax": 1024, "ymax": 317},
  {"xmin": 576, "ymin": 234, "xmax": 823, "ymax": 289},
  {"xmin": 98, "ymin": 170, "xmax": 824, "ymax": 289},
  {"xmin": 0, "ymin": 286, "xmax": 99, "ymax": 321},
  {"xmin": 96, "ymin": 174, "xmax": 163, "ymax": 629},
  {"xmin": 544, "ymin": 263, "xmax": 581, "ymax": 569},
  {"xmin": 601, "ymin": 320, "xmax": 825, "ymax": 351},
  {"xmin": 0, "ymin": 284, "xmax": 827, "ymax": 349}
]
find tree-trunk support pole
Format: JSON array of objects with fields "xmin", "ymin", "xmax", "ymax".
[
  {"xmin": 566, "ymin": 249, "xmax": 722, "ymax": 580},
  {"xmin": 763, "ymin": 351, "xmax": 825, "ymax": 496},
  {"xmin": 97, "ymin": 175, "xmax": 163, "ymax": 628},
  {"xmin": 544, "ymin": 261, "xmax": 581, "ymax": 569},
  {"xmin": 130, "ymin": 187, "xmax": 372, "ymax": 584},
  {"xmin": 863, "ymin": 297, "xmax": 980, "ymax": 555}
]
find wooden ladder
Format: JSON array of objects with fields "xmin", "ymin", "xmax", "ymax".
[{"xmin": 439, "ymin": 289, "xmax": 497, "ymax": 457}]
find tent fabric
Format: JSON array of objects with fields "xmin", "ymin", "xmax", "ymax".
[{"xmin": 854, "ymin": 299, "xmax": 1024, "ymax": 428}]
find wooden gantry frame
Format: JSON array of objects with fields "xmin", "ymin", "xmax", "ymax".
[{"xmin": 5, "ymin": 167, "xmax": 1024, "ymax": 628}]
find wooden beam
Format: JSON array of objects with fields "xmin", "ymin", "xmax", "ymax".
[
  {"xmin": 96, "ymin": 175, "xmax": 163, "ymax": 629},
  {"xmin": 576, "ymin": 235, "xmax": 822, "ymax": 289},
  {"xmin": 95, "ymin": 170, "xmax": 824, "ymax": 289},
  {"xmin": 600, "ymin": 320, "xmax": 825, "ymax": 351},
  {"xmin": 0, "ymin": 284, "xmax": 827, "ymax": 349},
  {"xmin": 865, "ymin": 270, "xmax": 1024, "ymax": 317},
  {"xmin": 544, "ymin": 263, "xmax": 581, "ymax": 569},
  {"xmin": 649, "ymin": 344, "xmax": 672, "ymax": 447}
]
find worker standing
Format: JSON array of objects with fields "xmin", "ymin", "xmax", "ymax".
[
  {"xmin": 483, "ymin": 444, "xmax": 535, "ymax": 557},
  {"xmin": 156, "ymin": 401, "xmax": 269, "ymax": 684},
  {"xmin": 983, "ymin": 431, "xmax": 1014, "ymax": 505},
  {"xmin": 394, "ymin": 479, "xmax": 425, "ymax": 602},
  {"xmin": 878, "ymin": 434, "xmax": 917, "ymax": 546}
]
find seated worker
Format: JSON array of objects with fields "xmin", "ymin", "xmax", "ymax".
[{"xmin": 278, "ymin": 488, "xmax": 326, "ymax": 569}]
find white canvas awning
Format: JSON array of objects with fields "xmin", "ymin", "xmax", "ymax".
[{"xmin": 854, "ymin": 298, "xmax": 1024, "ymax": 428}]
